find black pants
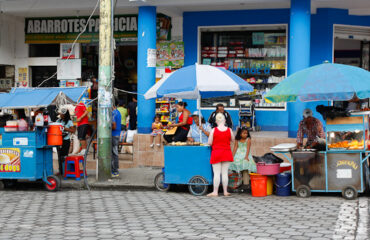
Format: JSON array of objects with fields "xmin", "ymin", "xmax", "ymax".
[
  {"xmin": 164, "ymin": 127, "xmax": 189, "ymax": 143},
  {"xmin": 57, "ymin": 139, "xmax": 70, "ymax": 175}
]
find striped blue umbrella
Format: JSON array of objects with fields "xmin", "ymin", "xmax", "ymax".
[{"xmin": 144, "ymin": 64, "xmax": 253, "ymax": 99}]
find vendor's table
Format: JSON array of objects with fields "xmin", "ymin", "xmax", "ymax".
[
  {"xmin": 154, "ymin": 145, "xmax": 213, "ymax": 196},
  {"xmin": 0, "ymin": 128, "xmax": 60, "ymax": 191}
]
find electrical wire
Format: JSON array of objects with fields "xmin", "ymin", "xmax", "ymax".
[
  {"xmin": 114, "ymin": 87, "xmax": 140, "ymax": 96},
  {"xmin": 37, "ymin": 0, "xmax": 100, "ymax": 87}
]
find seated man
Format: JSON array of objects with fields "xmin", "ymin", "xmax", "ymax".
[{"xmin": 297, "ymin": 109, "xmax": 325, "ymax": 150}]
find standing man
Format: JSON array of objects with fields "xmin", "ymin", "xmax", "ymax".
[
  {"xmin": 111, "ymin": 104, "xmax": 122, "ymax": 177},
  {"xmin": 297, "ymin": 108, "xmax": 325, "ymax": 150},
  {"xmin": 127, "ymin": 96, "xmax": 137, "ymax": 130},
  {"xmin": 208, "ymin": 103, "xmax": 233, "ymax": 129},
  {"xmin": 117, "ymin": 100, "xmax": 128, "ymax": 131},
  {"xmin": 75, "ymin": 102, "xmax": 90, "ymax": 155}
]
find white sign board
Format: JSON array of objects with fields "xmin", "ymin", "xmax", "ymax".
[{"xmin": 57, "ymin": 59, "xmax": 82, "ymax": 80}]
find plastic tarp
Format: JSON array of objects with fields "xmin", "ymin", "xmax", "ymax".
[{"xmin": 0, "ymin": 87, "xmax": 87, "ymax": 109}]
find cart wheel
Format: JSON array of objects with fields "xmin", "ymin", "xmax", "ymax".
[
  {"xmin": 154, "ymin": 172, "xmax": 170, "ymax": 192},
  {"xmin": 342, "ymin": 186, "xmax": 358, "ymax": 200},
  {"xmin": 296, "ymin": 185, "xmax": 311, "ymax": 198},
  {"xmin": 188, "ymin": 176, "xmax": 209, "ymax": 196},
  {"xmin": 44, "ymin": 175, "xmax": 60, "ymax": 192}
]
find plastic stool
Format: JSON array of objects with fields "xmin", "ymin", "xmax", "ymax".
[{"xmin": 64, "ymin": 155, "xmax": 84, "ymax": 180}]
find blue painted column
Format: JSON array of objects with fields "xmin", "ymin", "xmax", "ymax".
[
  {"xmin": 137, "ymin": 6, "xmax": 156, "ymax": 133},
  {"xmin": 287, "ymin": 0, "xmax": 311, "ymax": 137}
]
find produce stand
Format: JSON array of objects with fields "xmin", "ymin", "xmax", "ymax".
[
  {"xmin": 154, "ymin": 145, "xmax": 212, "ymax": 196},
  {"xmin": 0, "ymin": 87, "xmax": 87, "ymax": 191},
  {"xmin": 271, "ymin": 113, "xmax": 370, "ymax": 199}
]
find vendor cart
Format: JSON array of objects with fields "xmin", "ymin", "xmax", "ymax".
[
  {"xmin": 155, "ymin": 146, "xmax": 213, "ymax": 196},
  {"xmin": 271, "ymin": 113, "xmax": 370, "ymax": 199},
  {"xmin": 146, "ymin": 64, "xmax": 254, "ymax": 196},
  {"xmin": 0, "ymin": 127, "xmax": 60, "ymax": 191},
  {"xmin": 0, "ymin": 87, "xmax": 87, "ymax": 191}
]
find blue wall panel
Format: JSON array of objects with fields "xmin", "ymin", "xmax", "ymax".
[{"xmin": 183, "ymin": 8, "xmax": 370, "ymax": 132}]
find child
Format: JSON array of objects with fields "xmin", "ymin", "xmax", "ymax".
[
  {"xmin": 229, "ymin": 127, "xmax": 257, "ymax": 188},
  {"xmin": 150, "ymin": 115, "xmax": 164, "ymax": 148}
]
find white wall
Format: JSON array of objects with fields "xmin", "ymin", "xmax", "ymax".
[
  {"xmin": 0, "ymin": 14, "xmax": 16, "ymax": 65},
  {"xmin": 13, "ymin": 17, "xmax": 58, "ymax": 87},
  {"xmin": 171, "ymin": 16, "xmax": 183, "ymax": 40}
]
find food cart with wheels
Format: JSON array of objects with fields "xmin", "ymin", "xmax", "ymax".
[
  {"xmin": 0, "ymin": 87, "xmax": 87, "ymax": 191},
  {"xmin": 271, "ymin": 113, "xmax": 370, "ymax": 199},
  {"xmin": 155, "ymin": 145, "xmax": 212, "ymax": 196},
  {"xmin": 264, "ymin": 63, "xmax": 370, "ymax": 199},
  {"xmin": 145, "ymin": 64, "xmax": 253, "ymax": 196}
]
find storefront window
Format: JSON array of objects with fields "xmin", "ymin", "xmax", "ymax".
[
  {"xmin": 199, "ymin": 26, "xmax": 287, "ymax": 109},
  {"xmin": 29, "ymin": 44, "xmax": 60, "ymax": 57}
]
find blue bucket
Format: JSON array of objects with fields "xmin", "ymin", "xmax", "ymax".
[{"xmin": 275, "ymin": 172, "xmax": 291, "ymax": 196}]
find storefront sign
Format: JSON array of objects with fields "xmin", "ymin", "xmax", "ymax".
[
  {"xmin": 229, "ymin": 67, "xmax": 271, "ymax": 75},
  {"xmin": 0, "ymin": 148, "xmax": 21, "ymax": 173},
  {"xmin": 25, "ymin": 14, "xmax": 171, "ymax": 43},
  {"xmin": 17, "ymin": 68, "xmax": 28, "ymax": 87}
]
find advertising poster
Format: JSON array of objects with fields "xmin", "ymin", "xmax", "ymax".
[
  {"xmin": 0, "ymin": 148, "xmax": 21, "ymax": 173},
  {"xmin": 18, "ymin": 68, "xmax": 28, "ymax": 87},
  {"xmin": 61, "ymin": 43, "xmax": 76, "ymax": 59},
  {"xmin": 156, "ymin": 41, "xmax": 184, "ymax": 68}
]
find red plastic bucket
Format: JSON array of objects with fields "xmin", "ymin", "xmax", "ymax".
[
  {"xmin": 47, "ymin": 123, "xmax": 63, "ymax": 146},
  {"xmin": 250, "ymin": 173, "xmax": 267, "ymax": 197}
]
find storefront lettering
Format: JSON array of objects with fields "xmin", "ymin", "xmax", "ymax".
[
  {"xmin": 27, "ymin": 16, "xmax": 137, "ymax": 34},
  {"xmin": 337, "ymin": 160, "xmax": 358, "ymax": 170},
  {"xmin": 228, "ymin": 67, "xmax": 271, "ymax": 75},
  {"xmin": 25, "ymin": 14, "xmax": 170, "ymax": 43}
]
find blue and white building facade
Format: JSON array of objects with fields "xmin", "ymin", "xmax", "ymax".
[{"xmin": 1, "ymin": 0, "xmax": 370, "ymax": 137}]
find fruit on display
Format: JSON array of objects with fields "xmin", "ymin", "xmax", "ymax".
[{"xmin": 328, "ymin": 140, "xmax": 364, "ymax": 149}]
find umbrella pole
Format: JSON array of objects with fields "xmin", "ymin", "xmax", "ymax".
[{"xmin": 197, "ymin": 97, "xmax": 202, "ymax": 144}]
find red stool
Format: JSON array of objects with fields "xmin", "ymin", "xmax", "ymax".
[{"xmin": 64, "ymin": 155, "xmax": 84, "ymax": 180}]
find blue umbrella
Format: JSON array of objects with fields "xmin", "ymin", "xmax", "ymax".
[
  {"xmin": 144, "ymin": 64, "xmax": 253, "ymax": 99},
  {"xmin": 264, "ymin": 63, "xmax": 370, "ymax": 102}
]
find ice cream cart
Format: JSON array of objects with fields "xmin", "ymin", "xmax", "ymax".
[
  {"xmin": 271, "ymin": 113, "xmax": 370, "ymax": 199},
  {"xmin": 0, "ymin": 87, "xmax": 87, "ymax": 191}
]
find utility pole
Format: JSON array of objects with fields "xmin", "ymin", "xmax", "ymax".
[{"xmin": 97, "ymin": 0, "xmax": 113, "ymax": 181}]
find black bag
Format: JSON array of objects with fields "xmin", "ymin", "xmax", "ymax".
[
  {"xmin": 253, "ymin": 153, "xmax": 284, "ymax": 164},
  {"xmin": 261, "ymin": 153, "xmax": 284, "ymax": 164}
]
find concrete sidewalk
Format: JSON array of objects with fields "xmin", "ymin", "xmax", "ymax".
[{"xmin": 61, "ymin": 167, "xmax": 162, "ymax": 190}]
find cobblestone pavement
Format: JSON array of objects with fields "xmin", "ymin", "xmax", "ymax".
[{"xmin": 0, "ymin": 190, "xmax": 368, "ymax": 240}]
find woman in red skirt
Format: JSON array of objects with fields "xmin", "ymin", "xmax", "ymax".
[{"xmin": 207, "ymin": 113, "xmax": 234, "ymax": 197}]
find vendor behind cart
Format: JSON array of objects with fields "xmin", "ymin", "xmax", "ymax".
[
  {"xmin": 297, "ymin": 108, "xmax": 325, "ymax": 150},
  {"xmin": 164, "ymin": 102, "xmax": 192, "ymax": 143},
  {"xmin": 187, "ymin": 111, "xmax": 211, "ymax": 144},
  {"xmin": 56, "ymin": 108, "xmax": 75, "ymax": 176}
]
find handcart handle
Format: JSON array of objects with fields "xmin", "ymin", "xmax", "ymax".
[{"xmin": 275, "ymin": 181, "xmax": 291, "ymax": 188}]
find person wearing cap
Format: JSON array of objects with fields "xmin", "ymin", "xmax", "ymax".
[
  {"xmin": 187, "ymin": 111, "xmax": 211, "ymax": 144},
  {"xmin": 297, "ymin": 108, "xmax": 325, "ymax": 150}
]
